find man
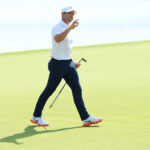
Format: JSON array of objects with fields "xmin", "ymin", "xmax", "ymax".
[{"xmin": 30, "ymin": 6, "xmax": 103, "ymax": 127}]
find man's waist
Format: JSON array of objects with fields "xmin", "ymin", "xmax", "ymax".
[{"xmin": 51, "ymin": 57, "xmax": 72, "ymax": 62}]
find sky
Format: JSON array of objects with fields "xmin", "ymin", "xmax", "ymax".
[{"xmin": 0, "ymin": 0, "xmax": 150, "ymax": 53}]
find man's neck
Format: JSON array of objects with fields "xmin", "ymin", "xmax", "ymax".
[{"xmin": 62, "ymin": 19, "xmax": 70, "ymax": 25}]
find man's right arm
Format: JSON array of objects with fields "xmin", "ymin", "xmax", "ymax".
[{"xmin": 54, "ymin": 19, "xmax": 79, "ymax": 43}]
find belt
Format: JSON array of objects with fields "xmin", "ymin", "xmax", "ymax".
[{"xmin": 52, "ymin": 58, "xmax": 72, "ymax": 62}]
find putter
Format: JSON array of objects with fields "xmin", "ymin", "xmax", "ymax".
[{"xmin": 49, "ymin": 58, "xmax": 87, "ymax": 108}]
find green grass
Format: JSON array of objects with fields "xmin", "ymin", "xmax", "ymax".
[{"xmin": 0, "ymin": 41, "xmax": 150, "ymax": 150}]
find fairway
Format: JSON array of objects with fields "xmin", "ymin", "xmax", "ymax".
[{"xmin": 0, "ymin": 41, "xmax": 150, "ymax": 150}]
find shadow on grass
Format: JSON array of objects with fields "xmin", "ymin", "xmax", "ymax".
[{"xmin": 0, "ymin": 125, "xmax": 100, "ymax": 145}]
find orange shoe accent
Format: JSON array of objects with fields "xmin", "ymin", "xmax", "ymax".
[
  {"xmin": 83, "ymin": 119, "xmax": 103, "ymax": 127},
  {"xmin": 30, "ymin": 119, "xmax": 49, "ymax": 126},
  {"xmin": 83, "ymin": 122, "xmax": 92, "ymax": 126},
  {"xmin": 30, "ymin": 119, "xmax": 37, "ymax": 124},
  {"xmin": 38, "ymin": 123, "xmax": 49, "ymax": 126}
]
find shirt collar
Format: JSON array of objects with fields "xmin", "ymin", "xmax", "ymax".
[{"xmin": 60, "ymin": 20, "xmax": 69, "ymax": 28}]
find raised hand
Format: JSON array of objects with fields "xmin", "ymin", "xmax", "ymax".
[{"xmin": 69, "ymin": 19, "xmax": 79, "ymax": 29}]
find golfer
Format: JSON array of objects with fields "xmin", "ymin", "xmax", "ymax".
[{"xmin": 30, "ymin": 6, "xmax": 102, "ymax": 126}]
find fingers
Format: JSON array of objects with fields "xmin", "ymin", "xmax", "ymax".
[
  {"xmin": 70, "ymin": 19, "xmax": 79, "ymax": 29},
  {"xmin": 74, "ymin": 19, "xmax": 79, "ymax": 23},
  {"xmin": 74, "ymin": 62, "xmax": 81, "ymax": 69},
  {"xmin": 73, "ymin": 19, "xmax": 79, "ymax": 26}
]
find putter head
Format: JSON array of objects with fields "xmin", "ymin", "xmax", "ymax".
[{"xmin": 82, "ymin": 58, "xmax": 87, "ymax": 62}]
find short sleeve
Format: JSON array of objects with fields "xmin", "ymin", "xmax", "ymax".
[{"xmin": 52, "ymin": 25, "xmax": 62, "ymax": 37}]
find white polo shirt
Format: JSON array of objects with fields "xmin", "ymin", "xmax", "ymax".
[{"xmin": 51, "ymin": 20, "xmax": 73, "ymax": 60}]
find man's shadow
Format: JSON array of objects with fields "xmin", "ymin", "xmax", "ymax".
[{"xmin": 0, "ymin": 125, "xmax": 99, "ymax": 145}]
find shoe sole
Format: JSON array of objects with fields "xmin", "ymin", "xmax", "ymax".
[
  {"xmin": 30, "ymin": 119, "xmax": 49, "ymax": 126},
  {"xmin": 82, "ymin": 119, "xmax": 103, "ymax": 127}
]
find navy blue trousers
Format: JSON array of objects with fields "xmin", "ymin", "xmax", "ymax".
[{"xmin": 33, "ymin": 58, "xmax": 89, "ymax": 120}]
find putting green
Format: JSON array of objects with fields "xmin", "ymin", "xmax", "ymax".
[{"xmin": 0, "ymin": 41, "xmax": 150, "ymax": 150}]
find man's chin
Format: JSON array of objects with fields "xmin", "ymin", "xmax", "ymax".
[{"xmin": 69, "ymin": 19, "xmax": 73, "ymax": 22}]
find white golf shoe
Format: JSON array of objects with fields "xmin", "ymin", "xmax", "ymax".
[
  {"xmin": 30, "ymin": 116, "xmax": 49, "ymax": 126},
  {"xmin": 82, "ymin": 115, "xmax": 103, "ymax": 126}
]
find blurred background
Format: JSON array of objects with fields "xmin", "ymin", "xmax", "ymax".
[{"xmin": 0, "ymin": 0, "xmax": 150, "ymax": 53}]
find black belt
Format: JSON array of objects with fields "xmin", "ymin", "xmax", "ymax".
[{"xmin": 52, "ymin": 58, "xmax": 72, "ymax": 62}]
